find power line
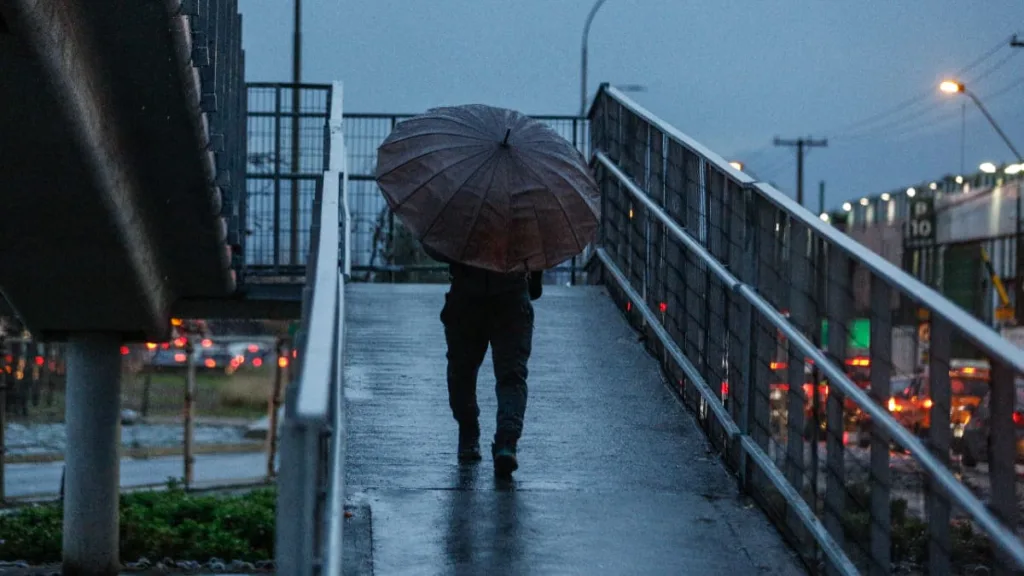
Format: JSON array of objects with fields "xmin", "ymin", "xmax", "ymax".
[{"xmin": 816, "ymin": 35, "xmax": 1014, "ymax": 137}]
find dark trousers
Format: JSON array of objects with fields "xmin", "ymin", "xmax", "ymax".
[{"xmin": 440, "ymin": 288, "xmax": 534, "ymax": 443}]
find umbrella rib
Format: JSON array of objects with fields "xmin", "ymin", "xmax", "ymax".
[
  {"xmin": 511, "ymin": 153, "xmax": 585, "ymax": 255},
  {"xmin": 391, "ymin": 148, "xmax": 495, "ymax": 211},
  {"xmin": 456, "ymin": 155, "xmax": 502, "ymax": 264},
  {"xmin": 375, "ymin": 143, "xmax": 488, "ymax": 180},
  {"xmin": 418, "ymin": 147, "xmax": 500, "ymax": 241},
  {"xmin": 520, "ymin": 150, "xmax": 601, "ymax": 216}
]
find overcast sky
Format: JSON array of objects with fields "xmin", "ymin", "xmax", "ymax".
[{"xmin": 241, "ymin": 0, "xmax": 1024, "ymax": 211}]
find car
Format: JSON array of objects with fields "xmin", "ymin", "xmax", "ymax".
[{"xmin": 954, "ymin": 378, "xmax": 1024, "ymax": 467}]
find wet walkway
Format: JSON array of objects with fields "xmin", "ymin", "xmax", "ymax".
[{"xmin": 343, "ymin": 283, "xmax": 805, "ymax": 575}]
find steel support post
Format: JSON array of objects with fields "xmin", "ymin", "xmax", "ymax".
[{"xmin": 63, "ymin": 333, "xmax": 121, "ymax": 576}]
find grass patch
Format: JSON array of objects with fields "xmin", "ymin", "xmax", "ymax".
[
  {"xmin": 11, "ymin": 369, "xmax": 276, "ymax": 424},
  {"xmin": 0, "ymin": 481, "xmax": 275, "ymax": 563}
]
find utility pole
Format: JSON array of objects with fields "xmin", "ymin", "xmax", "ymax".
[
  {"xmin": 1010, "ymin": 36, "xmax": 1024, "ymax": 324},
  {"xmin": 289, "ymin": 0, "xmax": 302, "ymax": 266},
  {"xmin": 818, "ymin": 181, "xmax": 825, "ymax": 216},
  {"xmin": 773, "ymin": 137, "xmax": 828, "ymax": 207}
]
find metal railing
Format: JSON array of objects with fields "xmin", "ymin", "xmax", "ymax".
[
  {"xmin": 342, "ymin": 112, "xmax": 590, "ymax": 285},
  {"xmin": 275, "ymin": 81, "xmax": 349, "ymax": 576},
  {"xmin": 589, "ymin": 84, "xmax": 1024, "ymax": 575},
  {"xmin": 245, "ymin": 83, "xmax": 334, "ymax": 278}
]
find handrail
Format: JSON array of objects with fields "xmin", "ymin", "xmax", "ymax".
[
  {"xmin": 275, "ymin": 80, "xmax": 348, "ymax": 576},
  {"xmin": 595, "ymin": 147, "xmax": 1024, "ymax": 569},
  {"xmin": 599, "ymin": 84, "xmax": 1024, "ymax": 375}
]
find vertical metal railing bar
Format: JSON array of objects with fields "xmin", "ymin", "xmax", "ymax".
[
  {"xmin": 868, "ymin": 275, "xmax": 893, "ymax": 576},
  {"xmin": 926, "ymin": 316, "xmax": 953, "ymax": 575}
]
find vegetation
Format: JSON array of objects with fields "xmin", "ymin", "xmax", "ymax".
[
  {"xmin": 842, "ymin": 481, "xmax": 993, "ymax": 571},
  {"xmin": 0, "ymin": 481, "xmax": 275, "ymax": 563}
]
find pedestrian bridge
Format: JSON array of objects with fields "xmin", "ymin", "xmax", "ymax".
[
  {"xmin": 2, "ymin": 4, "xmax": 1024, "ymax": 570},
  {"xmin": 278, "ymin": 83, "xmax": 1024, "ymax": 576}
]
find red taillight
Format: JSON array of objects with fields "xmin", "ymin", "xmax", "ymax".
[
  {"xmin": 34, "ymin": 356, "xmax": 44, "ymax": 366},
  {"xmin": 770, "ymin": 361, "xmax": 787, "ymax": 370},
  {"xmin": 252, "ymin": 357, "xmax": 263, "ymax": 368},
  {"xmin": 201, "ymin": 338, "xmax": 213, "ymax": 348},
  {"xmin": 160, "ymin": 342, "xmax": 170, "ymax": 350},
  {"xmin": 120, "ymin": 346, "xmax": 130, "ymax": 356},
  {"xmin": 721, "ymin": 381, "xmax": 729, "ymax": 397},
  {"xmin": 278, "ymin": 356, "xmax": 289, "ymax": 368},
  {"xmin": 658, "ymin": 302, "xmax": 667, "ymax": 313},
  {"xmin": 174, "ymin": 353, "xmax": 187, "ymax": 363},
  {"xmin": 1013, "ymin": 412, "xmax": 1024, "ymax": 427},
  {"xmin": 204, "ymin": 358, "xmax": 216, "ymax": 369},
  {"xmin": 247, "ymin": 344, "xmax": 259, "ymax": 353},
  {"xmin": 174, "ymin": 337, "xmax": 187, "ymax": 348}
]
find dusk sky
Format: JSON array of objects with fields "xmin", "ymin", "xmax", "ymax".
[{"xmin": 241, "ymin": 0, "xmax": 1024, "ymax": 212}]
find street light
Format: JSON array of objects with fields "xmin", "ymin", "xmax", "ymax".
[
  {"xmin": 580, "ymin": 0, "xmax": 610, "ymax": 116},
  {"xmin": 729, "ymin": 161, "xmax": 744, "ymax": 171},
  {"xmin": 940, "ymin": 79, "xmax": 1024, "ymax": 162},
  {"xmin": 980, "ymin": 162, "xmax": 997, "ymax": 174},
  {"xmin": 941, "ymin": 78, "xmax": 1024, "ymax": 324}
]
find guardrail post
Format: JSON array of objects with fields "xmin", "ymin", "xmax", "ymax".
[
  {"xmin": 868, "ymin": 275, "xmax": 892, "ymax": 576},
  {"xmin": 267, "ymin": 337, "xmax": 286, "ymax": 480},
  {"xmin": 63, "ymin": 333, "xmax": 121, "ymax": 576},
  {"xmin": 184, "ymin": 338, "xmax": 197, "ymax": 489},
  {"xmin": 785, "ymin": 219, "xmax": 808, "ymax": 497},
  {"xmin": 926, "ymin": 317, "xmax": 952, "ymax": 575},
  {"xmin": 824, "ymin": 244, "xmax": 848, "ymax": 575},
  {"xmin": 989, "ymin": 359, "xmax": 1018, "ymax": 576}
]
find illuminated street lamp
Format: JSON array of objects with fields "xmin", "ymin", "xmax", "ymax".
[
  {"xmin": 980, "ymin": 162, "xmax": 997, "ymax": 174},
  {"xmin": 842, "ymin": 202, "xmax": 852, "ymax": 212},
  {"xmin": 729, "ymin": 161, "xmax": 744, "ymax": 171},
  {"xmin": 941, "ymin": 78, "xmax": 1023, "ymax": 323}
]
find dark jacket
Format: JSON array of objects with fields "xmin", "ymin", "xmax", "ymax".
[{"xmin": 424, "ymin": 245, "xmax": 543, "ymax": 300}]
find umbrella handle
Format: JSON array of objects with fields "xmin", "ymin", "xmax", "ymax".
[{"xmin": 501, "ymin": 128, "xmax": 511, "ymax": 147}]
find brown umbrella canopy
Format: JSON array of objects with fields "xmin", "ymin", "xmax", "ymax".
[{"xmin": 374, "ymin": 104, "xmax": 600, "ymax": 273}]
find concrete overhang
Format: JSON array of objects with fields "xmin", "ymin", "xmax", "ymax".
[{"xmin": 0, "ymin": 0, "xmax": 235, "ymax": 341}]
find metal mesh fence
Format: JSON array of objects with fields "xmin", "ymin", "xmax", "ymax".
[
  {"xmin": 245, "ymin": 83, "xmax": 332, "ymax": 276},
  {"xmin": 591, "ymin": 85, "xmax": 1024, "ymax": 575},
  {"xmin": 342, "ymin": 113, "xmax": 591, "ymax": 285}
]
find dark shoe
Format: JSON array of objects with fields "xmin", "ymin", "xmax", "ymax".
[
  {"xmin": 457, "ymin": 425, "xmax": 482, "ymax": 463},
  {"xmin": 491, "ymin": 441, "xmax": 518, "ymax": 476}
]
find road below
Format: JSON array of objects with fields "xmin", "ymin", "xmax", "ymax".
[{"xmin": 4, "ymin": 452, "xmax": 270, "ymax": 499}]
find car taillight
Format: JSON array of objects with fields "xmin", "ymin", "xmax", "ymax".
[
  {"xmin": 174, "ymin": 353, "xmax": 187, "ymax": 363},
  {"xmin": 1013, "ymin": 412, "xmax": 1024, "ymax": 427},
  {"xmin": 720, "ymin": 381, "xmax": 729, "ymax": 397},
  {"xmin": 252, "ymin": 357, "xmax": 263, "ymax": 368},
  {"xmin": 923, "ymin": 399, "xmax": 934, "ymax": 409},
  {"xmin": 888, "ymin": 397, "xmax": 898, "ymax": 412}
]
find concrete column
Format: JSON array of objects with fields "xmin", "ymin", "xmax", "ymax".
[{"xmin": 63, "ymin": 333, "xmax": 121, "ymax": 576}]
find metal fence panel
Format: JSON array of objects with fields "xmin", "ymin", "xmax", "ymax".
[{"xmin": 589, "ymin": 84, "xmax": 1024, "ymax": 576}]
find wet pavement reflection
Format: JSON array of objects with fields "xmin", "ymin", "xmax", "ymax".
[{"xmin": 344, "ymin": 284, "xmax": 807, "ymax": 575}]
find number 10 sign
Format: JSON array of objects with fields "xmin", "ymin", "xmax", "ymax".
[{"xmin": 908, "ymin": 197, "xmax": 935, "ymax": 242}]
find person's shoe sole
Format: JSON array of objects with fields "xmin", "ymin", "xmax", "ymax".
[{"xmin": 493, "ymin": 452, "xmax": 518, "ymax": 476}]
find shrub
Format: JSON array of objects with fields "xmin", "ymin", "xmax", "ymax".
[{"xmin": 0, "ymin": 481, "xmax": 275, "ymax": 563}]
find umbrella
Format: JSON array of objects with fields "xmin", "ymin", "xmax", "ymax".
[{"xmin": 374, "ymin": 104, "xmax": 600, "ymax": 274}]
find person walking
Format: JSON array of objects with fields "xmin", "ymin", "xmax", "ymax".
[
  {"xmin": 425, "ymin": 244, "xmax": 542, "ymax": 475},
  {"xmin": 374, "ymin": 103, "xmax": 600, "ymax": 477}
]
